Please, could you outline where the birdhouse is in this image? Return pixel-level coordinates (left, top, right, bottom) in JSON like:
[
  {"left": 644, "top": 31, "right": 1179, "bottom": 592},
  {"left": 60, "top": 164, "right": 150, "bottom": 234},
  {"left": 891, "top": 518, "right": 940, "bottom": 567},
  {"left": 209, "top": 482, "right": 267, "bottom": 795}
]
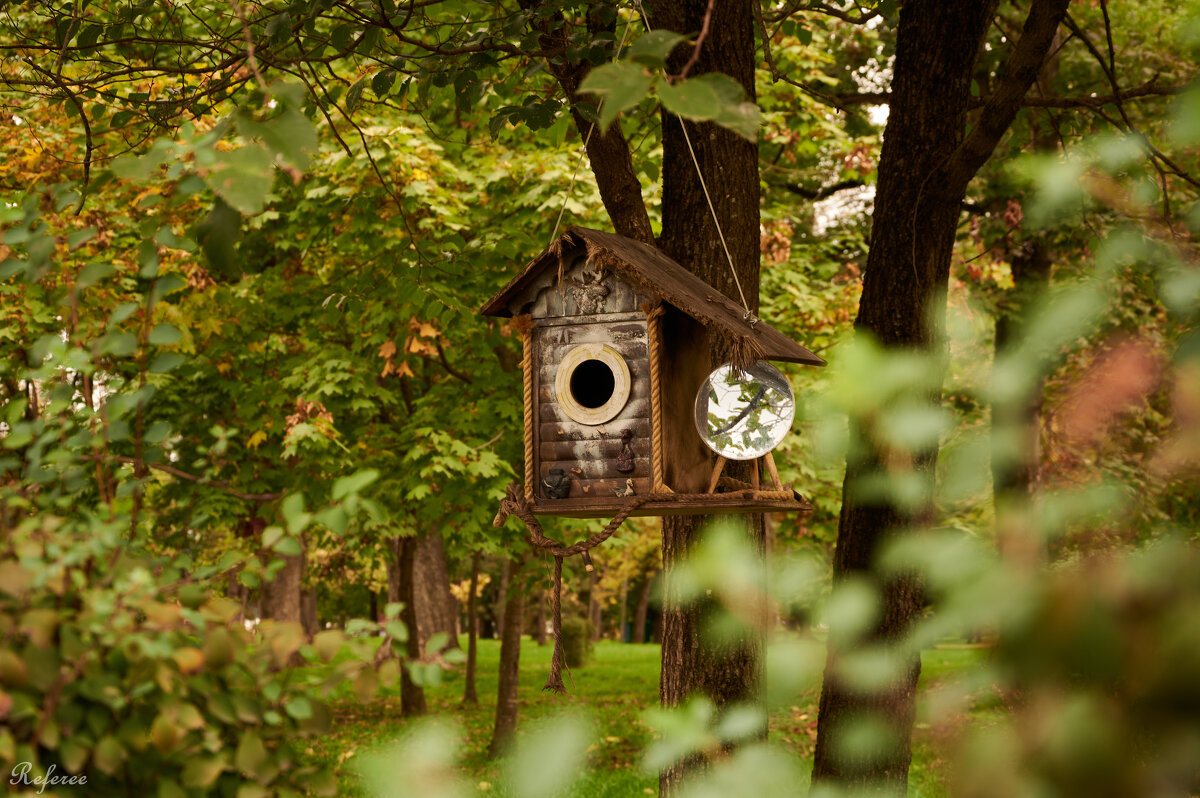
[{"left": 480, "top": 227, "right": 825, "bottom": 518}]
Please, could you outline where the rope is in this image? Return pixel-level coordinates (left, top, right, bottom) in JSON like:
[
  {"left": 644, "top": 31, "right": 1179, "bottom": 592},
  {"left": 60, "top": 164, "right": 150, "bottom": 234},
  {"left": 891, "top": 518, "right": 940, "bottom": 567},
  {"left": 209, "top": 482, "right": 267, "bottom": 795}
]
[
  {"left": 634, "top": 0, "right": 756, "bottom": 324},
  {"left": 644, "top": 303, "right": 670, "bottom": 493},
  {"left": 545, "top": 555, "right": 566, "bottom": 693},
  {"left": 517, "top": 316, "right": 535, "bottom": 503}
]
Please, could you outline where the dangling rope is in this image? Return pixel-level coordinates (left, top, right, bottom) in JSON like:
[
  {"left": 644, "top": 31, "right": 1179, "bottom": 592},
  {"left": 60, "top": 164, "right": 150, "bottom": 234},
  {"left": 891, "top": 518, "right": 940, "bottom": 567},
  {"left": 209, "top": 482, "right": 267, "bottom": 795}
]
[{"left": 494, "top": 482, "right": 655, "bottom": 693}]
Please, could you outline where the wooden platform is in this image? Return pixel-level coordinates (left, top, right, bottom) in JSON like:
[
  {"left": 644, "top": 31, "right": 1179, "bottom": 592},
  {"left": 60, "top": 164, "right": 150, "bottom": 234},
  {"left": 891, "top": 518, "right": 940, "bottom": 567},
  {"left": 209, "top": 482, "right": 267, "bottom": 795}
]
[{"left": 529, "top": 490, "right": 814, "bottom": 519}]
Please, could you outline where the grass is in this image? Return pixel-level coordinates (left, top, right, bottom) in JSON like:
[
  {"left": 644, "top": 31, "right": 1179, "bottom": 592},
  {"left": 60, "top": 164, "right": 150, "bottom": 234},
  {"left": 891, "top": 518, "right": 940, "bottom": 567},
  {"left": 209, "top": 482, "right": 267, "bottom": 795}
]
[{"left": 303, "top": 636, "right": 992, "bottom": 797}]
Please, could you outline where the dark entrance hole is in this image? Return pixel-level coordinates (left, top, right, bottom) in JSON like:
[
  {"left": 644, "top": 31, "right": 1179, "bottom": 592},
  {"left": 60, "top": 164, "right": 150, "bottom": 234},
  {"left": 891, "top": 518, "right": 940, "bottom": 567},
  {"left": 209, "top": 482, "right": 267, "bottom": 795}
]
[{"left": 570, "top": 359, "right": 615, "bottom": 409}]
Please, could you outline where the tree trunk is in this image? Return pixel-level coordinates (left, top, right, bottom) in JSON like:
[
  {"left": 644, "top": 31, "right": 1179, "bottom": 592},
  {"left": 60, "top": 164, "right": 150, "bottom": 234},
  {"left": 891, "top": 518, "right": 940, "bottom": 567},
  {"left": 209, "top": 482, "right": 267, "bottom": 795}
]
[
  {"left": 262, "top": 550, "right": 303, "bottom": 623},
  {"left": 463, "top": 551, "right": 481, "bottom": 706},
  {"left": 414, "top": 532, "right": 461, "bottom": 651},
  {"left": 618, "top": 579, "right": 628, "bottom": 642},
  {"left": 633, "top": 573, "right": 654, "bottom": 644},
  {"left": 811, "top": 0, "right": 1069, "bottom": 792},
  {"left": 396, "top": 536, "right": 427, "bottom": 717},
  {"left": 653, "top": 2, "right": 764, "bottom": 794},
  {"left": 588, "top": 568, "right": 602, "bottom": 641},
  {"left": 488, "top": 553, "right": 528, "bottom": 758},
  {"left": 301, "top": 588, "right": 319, "bottom": 637},
  {"left": 494, "top": 557, "right": 510, "bottom": 640}
]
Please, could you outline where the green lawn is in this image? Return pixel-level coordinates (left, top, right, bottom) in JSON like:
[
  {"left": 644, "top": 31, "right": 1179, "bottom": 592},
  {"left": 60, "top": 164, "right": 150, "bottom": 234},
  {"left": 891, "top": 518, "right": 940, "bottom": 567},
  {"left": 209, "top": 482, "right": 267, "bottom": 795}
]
[{"left": 304, "top": 637, "right": 991, "bottom": 797}]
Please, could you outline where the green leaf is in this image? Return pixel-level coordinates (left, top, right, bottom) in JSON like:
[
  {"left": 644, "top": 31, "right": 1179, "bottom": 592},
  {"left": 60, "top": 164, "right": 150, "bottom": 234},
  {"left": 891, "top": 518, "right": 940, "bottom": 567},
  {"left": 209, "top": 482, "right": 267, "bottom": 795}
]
[
  {"left": 67, "top": 227, "right": 97, "bottom": 250},
  {"left": 195, "top": 198, "right": 242, "bottom": 279},
  {"left": 235, "top": 730, "right": 269, "bottom": 778},
  {"left": 657, "top": 73, "right": 762, "bottom": 141},
  {"left": 332, "top": 468, "right": 379, "bottom": 500},
  {"left": 93, "top": 735, "right": 127, "bottom": 775},
  {"left": 626, "top": 30, "right": 685, "bottom": 68},
  {"left": 313, "top": 630, "right": 344, "bottom": 663},
  {"left": 149, "top": 353, "right": 186, "bottom": 374},
  {"left": 577, "top": 62, "right": 654, "bottom": 132},
  {"left": 148, "top": 323, "right": 181, "bottom": 346},
  {"left": 274, "top": 536, "right": 303, "bottom": 557},
  {"left": 183, "top": 756, "right": 227, "bottom": 788},
  {"left": 285, "top": 696, "right": 313, "bottom": 720},
  {"left": 77, "top": 262, "right": 115, "bottom": 289},
  {"left": 206, "top": 143, "right": 275, "bottom": 215},
  {"left": 506, "top": 715, "right": 591, "bottom": 798}
]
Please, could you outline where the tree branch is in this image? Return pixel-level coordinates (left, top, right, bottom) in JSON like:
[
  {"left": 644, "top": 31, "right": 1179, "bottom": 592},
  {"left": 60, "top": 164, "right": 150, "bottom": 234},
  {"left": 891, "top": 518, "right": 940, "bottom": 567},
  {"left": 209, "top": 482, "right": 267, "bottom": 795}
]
[
  {"left": 84, "top": 455, "right": 281, "bottom": 503},
  {"left": 940, "top": 0, "right": 1072, "bottom": 195}
]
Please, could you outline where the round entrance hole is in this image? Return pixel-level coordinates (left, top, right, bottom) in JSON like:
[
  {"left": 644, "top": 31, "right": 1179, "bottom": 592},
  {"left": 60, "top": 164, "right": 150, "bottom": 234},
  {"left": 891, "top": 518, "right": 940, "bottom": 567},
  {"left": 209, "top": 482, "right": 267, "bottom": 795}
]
[
  {"left": 569, "top": 359, "right": 615, "bottom": 408},
  {"left": 554, "top": 343, "right": 632, "bottom": 425}
]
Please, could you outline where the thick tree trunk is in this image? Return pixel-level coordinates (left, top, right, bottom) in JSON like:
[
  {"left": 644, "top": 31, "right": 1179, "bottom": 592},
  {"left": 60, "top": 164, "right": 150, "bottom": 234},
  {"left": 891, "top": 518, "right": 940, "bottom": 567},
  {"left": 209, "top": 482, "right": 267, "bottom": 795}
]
[
  {"left": 414, "top": 532, "right": 460, "bottom": 651},
  {"left": 463, "top": 551, "right": 481, "bottom": 706},
  {"left": 653, "top": 1, "right": 764, "bottom": 794},
  {"left": 301, "top": 588, "right": 319, "bottom": 637},
  {"left": 488, "top": 553, "right": 528, "bottom": 758},
  {"left": 262, "top": 550, "right": 303, "bottom": 624},
  {"left": 395, "top": 536, "right": 427, "bottom": 716},
  {"left": 633, "top": 573, "right": 654, "bottom": 644},
  {"left": 494, "top": 558, "right": 510, "bottom": 640},
  {"left": 811, "top": 0, "right": 1069, "bottom": 792}
]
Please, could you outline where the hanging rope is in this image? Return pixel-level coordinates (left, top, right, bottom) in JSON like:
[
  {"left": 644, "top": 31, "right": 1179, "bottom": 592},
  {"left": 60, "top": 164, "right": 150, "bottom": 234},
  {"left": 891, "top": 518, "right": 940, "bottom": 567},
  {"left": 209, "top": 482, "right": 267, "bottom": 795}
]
[
  {"left": 634, "top": 0, "right": 757, "bottom": 325},
  {"left": 494, "top": 482, "right": 655, "bottom": 693}
]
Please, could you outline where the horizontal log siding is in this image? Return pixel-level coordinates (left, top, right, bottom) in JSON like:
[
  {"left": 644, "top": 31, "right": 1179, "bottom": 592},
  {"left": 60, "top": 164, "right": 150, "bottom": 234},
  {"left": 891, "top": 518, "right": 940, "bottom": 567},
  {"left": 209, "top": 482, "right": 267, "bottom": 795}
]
[{"left": 535, "top": 318, "right": 653, "bottom": 508}]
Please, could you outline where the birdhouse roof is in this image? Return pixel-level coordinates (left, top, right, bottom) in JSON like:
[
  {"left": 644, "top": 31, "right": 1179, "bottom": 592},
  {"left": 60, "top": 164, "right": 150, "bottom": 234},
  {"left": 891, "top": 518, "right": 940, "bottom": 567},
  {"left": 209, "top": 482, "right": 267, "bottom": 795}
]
[{"left": 480, "top": 227, "right": 826, "bottom": 366}]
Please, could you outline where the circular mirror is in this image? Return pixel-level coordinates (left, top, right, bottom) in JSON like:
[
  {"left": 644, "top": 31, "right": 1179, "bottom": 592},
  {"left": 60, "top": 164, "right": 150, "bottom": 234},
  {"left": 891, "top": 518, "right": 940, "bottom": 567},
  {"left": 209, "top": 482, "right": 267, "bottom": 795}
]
[{"left": 694, "top": 361, "right": 795, "bottom": 460}]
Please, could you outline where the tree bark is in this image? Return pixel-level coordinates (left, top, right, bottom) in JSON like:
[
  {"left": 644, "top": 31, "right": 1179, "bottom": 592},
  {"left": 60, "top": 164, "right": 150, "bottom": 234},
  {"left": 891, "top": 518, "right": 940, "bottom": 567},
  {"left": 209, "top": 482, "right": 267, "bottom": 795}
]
[
  {"left": 618, "top": 579, "right": 628, "bottom": 642},
  {"left": 301, "top": 588, "right": 319, "bottom": 637},
  {"left": 488, "top": 553, "right": 528, "bottom": 758},
  {"left": 494, "top": 557, "right": 510, "bottom": 640},
  {"left": 261, "top": 550, "right": 303, "bottom": 624},
  {"left": 463, "top": 551, "right": 481, "bottom": 706},
  {"left": 811, "top": 0, "right": 1069, "bottom": 792},
  {"left": 395, "top": 536, "right": 427, "bottom": 717},
  {"left": 414, "top": 532, "right": 460, "bottom": 651},
  {"left": 653, "top": 1, "right": 765, "bottom": 794},
  {"left": 633, "top": 573, "right": 655, "bottom": 644}
]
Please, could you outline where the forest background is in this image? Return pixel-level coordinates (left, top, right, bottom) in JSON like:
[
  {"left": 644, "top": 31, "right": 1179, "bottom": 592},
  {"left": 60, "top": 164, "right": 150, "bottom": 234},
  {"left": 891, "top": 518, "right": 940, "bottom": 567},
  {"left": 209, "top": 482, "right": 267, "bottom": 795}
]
[{"left": 1, "top": 0, "right": 1199, "bottom": 796}]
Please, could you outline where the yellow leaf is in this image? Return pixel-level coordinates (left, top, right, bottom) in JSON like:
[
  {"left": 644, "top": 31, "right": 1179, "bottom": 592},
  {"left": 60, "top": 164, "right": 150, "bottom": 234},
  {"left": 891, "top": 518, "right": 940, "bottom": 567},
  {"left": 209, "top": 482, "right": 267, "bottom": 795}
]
[
  {"left": 412, "top": 168, "right": 429, "bottom": 181},
  {"left": 417, "top": 321, "right": 438, "bottom": 338},
  {"left": 396, "top": 361, "right": 415, "bottom": 378},
  {"left": 247, "top": 430, "right": 267, "bottom": 449},
  {"left": 379, "top": 340, "right": 397, "bottom": 359}
]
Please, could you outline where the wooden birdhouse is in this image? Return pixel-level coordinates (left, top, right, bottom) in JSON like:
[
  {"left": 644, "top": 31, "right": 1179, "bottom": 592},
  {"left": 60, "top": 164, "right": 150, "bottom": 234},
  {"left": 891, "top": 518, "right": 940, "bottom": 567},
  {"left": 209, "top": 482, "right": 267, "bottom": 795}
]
[{"left": 480, "top": 227, "right": 825, "bottom": 518}]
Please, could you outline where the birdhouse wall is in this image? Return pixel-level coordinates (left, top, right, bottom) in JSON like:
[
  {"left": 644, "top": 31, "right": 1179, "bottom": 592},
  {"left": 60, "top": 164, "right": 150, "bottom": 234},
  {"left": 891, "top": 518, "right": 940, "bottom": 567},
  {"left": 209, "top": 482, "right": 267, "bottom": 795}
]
[
  {"left": 657, "top": 307, "right": 714, "bottom": 493},
  {"left": 534, "top": 317, "right": 653, "bottom": 503}
]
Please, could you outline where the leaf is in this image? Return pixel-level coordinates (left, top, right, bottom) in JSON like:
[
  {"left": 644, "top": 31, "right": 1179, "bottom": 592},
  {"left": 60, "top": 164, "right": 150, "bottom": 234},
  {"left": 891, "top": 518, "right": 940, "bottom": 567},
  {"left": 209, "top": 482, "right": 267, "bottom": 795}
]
[
  {"left": 332, "top": 468, "right": 379, "bottom": 500},
  {"left": 285, "top": 696, "right": 313, "bottom": 720},
  {"left": 313, "top": 630, "right": 344, "bottom": 663},
  {"left": 506, "top": 715, "right": 591, "bottom": 798},
  {"left": 235, "top": 730, "right": 269, "bottom": 778},
  {"left": 93, "top": 735, "right": 127, "bottom": 775},
  {"left": 206, "top": 143, "right": 275, "bottom": 215},
  {"left": 76, "top": 262, "right": 115, "bottom": 289},
  {"left": 172, "top": 647, "right": 205, "bottom": 674},
  {"left": 379, "top": 340, "right": 397, "bottom": 359},
  {"left": 195, "top": 197, "right": 242, "bottom": 278},
  {"left": 657, "top": 73, "right": 762, "bottom": 141},
  {"left": 148, "top": 323, "right": 181, "bottom": 346},
  {"left": 182, "top": 755, "right": 227, "bottom": 788},
  {"left": 577, "top": 62, "right": 653, "bottom": 132},
  {"left": 626, "top": 30, "right": 685, "bottom": 68}
]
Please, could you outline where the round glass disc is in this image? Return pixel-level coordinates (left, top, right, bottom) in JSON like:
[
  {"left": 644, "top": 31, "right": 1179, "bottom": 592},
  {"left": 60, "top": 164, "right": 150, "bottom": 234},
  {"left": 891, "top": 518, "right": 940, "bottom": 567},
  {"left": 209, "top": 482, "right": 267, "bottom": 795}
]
[{"left": 693, "top": 361, "right": 795, "bottom": 460}]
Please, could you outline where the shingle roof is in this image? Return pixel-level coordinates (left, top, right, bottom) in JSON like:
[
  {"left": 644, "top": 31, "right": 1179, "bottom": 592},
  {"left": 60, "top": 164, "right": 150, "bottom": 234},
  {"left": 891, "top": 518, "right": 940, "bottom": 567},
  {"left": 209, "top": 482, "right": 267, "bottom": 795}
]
[{"left": 480, "top": 226, "right": 825, "bottom": 366}]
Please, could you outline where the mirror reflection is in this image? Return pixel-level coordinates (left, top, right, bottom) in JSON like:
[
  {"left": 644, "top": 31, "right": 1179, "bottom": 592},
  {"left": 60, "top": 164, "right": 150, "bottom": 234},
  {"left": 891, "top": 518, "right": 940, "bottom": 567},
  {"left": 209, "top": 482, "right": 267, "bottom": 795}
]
[{"left": 693, "top": 361, "right": 795, "bottom": 460}]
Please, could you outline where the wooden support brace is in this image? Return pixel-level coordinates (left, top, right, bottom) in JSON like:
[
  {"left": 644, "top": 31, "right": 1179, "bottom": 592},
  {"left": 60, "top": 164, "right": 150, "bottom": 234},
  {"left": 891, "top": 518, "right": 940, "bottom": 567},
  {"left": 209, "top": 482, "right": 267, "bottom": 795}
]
[
  {"left": 706, "top": 456, "right": 727, "bottom": 494},
  {"left": 751, "top": 457, "right": 761, "bottom": 491},
  {"left": 763, "top": 451, "right": 784, "bottom": 490}
]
